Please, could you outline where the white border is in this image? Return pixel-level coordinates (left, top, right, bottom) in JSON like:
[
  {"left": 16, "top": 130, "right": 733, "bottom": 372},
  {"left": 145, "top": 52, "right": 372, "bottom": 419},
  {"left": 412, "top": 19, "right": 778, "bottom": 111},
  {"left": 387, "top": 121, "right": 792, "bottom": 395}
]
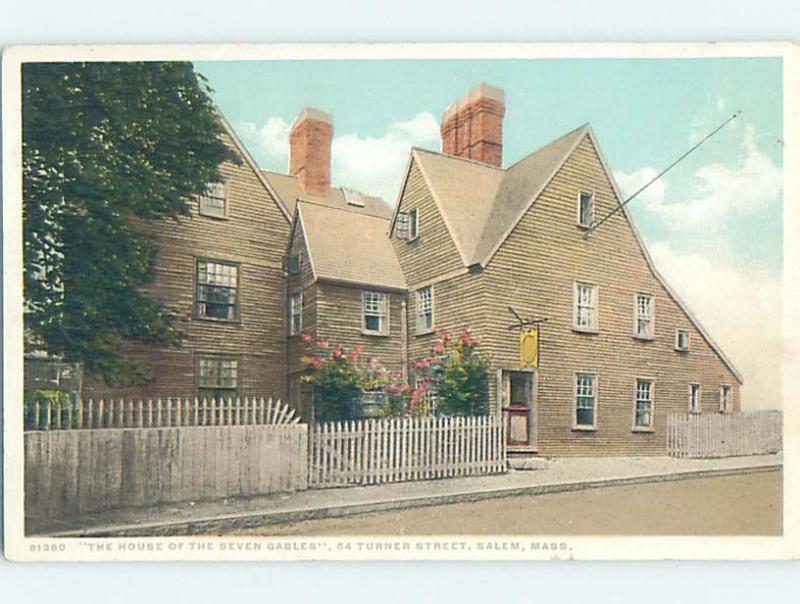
[{"left": 3, "top": 42, "right": 798, "bottom": 562}]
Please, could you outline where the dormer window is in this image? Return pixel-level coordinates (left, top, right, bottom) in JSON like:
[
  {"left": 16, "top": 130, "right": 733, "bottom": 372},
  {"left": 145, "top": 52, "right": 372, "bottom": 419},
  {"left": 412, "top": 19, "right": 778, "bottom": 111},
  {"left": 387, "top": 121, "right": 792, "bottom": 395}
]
[
  {"left": 578, "top": 191, "right": 594, "bottom": 228},
  {"left": 343, "top": 188, "right": 365, "bottom": 207},
  {"left": 199, "top": 182, "right": 227, "bottom": 218}
]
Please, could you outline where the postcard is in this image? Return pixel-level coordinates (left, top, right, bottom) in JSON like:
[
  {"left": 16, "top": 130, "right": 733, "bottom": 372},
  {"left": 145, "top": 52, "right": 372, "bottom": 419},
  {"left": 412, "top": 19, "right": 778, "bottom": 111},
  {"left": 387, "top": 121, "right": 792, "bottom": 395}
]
[{"left": 3, "top": 42, "right": 797, "bottom": 561}]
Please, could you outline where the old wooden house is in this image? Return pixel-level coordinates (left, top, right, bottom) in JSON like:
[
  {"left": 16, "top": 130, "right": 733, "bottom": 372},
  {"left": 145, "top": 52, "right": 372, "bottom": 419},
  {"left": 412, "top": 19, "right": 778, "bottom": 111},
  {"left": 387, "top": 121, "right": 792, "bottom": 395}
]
[{"left": 88, "top": 83, "right": 742, "bottom": 455}]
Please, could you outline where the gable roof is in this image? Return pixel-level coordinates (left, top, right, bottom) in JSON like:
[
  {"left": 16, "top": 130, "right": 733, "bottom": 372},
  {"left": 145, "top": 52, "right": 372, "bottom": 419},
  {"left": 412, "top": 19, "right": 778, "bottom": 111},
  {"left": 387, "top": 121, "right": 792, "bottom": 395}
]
[
  {"left": 407, "top": 124, "right": 589, "bottom": 266},
  {"left": 216, "top": 112, "right": 292, "bottom": 223},
  {"left": 297, "top": 200, "right": 407, "bottom": 292},
  {"left": 398, "top": 123, "right": 742, "bottom": 384},
  {"left": 263, "top": 170, "right": 392, "bottom": 219}
]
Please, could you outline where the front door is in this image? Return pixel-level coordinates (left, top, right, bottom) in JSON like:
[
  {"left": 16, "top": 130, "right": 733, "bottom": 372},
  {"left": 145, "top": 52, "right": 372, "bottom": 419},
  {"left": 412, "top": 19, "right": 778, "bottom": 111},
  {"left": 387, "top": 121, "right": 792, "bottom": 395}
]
[{"left": 500, "top": 370, "right": 536, "bottom": 450}]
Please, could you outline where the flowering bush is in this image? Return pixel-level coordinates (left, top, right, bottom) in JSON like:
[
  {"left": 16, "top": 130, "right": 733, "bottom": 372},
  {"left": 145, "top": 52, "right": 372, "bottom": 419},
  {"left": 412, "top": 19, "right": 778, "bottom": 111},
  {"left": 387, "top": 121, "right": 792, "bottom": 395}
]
[
  {"left": 300, "top": 327, "right": 488, "bottom": 421},
  {"left": 300, "top": 334, "right": 365, "bottom": 422},
  {"left": 414, "top": 328, "right": 489, "bottom": 417}
]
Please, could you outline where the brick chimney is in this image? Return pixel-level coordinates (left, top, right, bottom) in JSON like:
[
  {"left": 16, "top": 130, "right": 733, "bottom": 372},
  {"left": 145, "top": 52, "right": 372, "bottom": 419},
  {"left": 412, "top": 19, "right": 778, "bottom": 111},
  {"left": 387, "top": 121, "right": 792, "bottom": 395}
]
[
  {"left": 440, "top": 83, "right": 505, "bottom": 167},
  {"left": 289, "top": 107, "right": 333, "bottom": 195}
]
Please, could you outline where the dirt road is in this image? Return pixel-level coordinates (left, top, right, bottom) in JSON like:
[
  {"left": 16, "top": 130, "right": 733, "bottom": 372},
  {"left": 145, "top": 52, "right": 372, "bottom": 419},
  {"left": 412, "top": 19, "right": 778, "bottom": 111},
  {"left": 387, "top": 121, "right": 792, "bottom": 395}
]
[{"left": 228, "top": 470, "right": 781, "bottom": 537}]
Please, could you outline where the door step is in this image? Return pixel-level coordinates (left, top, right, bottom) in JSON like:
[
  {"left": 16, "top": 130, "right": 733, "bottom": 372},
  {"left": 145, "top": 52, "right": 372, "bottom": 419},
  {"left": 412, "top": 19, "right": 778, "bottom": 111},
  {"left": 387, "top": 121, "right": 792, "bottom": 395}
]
[{"left": 508, "top": 456, "right": 549, "bottom": 471}]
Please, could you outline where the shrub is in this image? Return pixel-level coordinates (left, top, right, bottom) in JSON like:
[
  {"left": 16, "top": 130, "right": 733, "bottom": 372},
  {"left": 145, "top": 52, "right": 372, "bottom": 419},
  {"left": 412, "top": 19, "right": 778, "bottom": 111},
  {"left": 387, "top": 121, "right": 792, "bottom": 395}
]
[
  {"left": 416, "top": 328, "right": 489, "bottom": 417},
  {"left": 300, "top": 335, "right": 365, "bottom": 422}
]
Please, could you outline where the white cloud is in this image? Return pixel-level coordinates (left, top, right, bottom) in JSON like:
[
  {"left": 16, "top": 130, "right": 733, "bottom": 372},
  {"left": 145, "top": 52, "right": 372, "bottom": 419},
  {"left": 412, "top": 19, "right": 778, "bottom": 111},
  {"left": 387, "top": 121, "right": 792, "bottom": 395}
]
[
  {"left": 614, "top": 123, "right": 782, "bottom": 233},
  {"left": 648, "top": 241, "right": 782, "bottom": 410},
  {"left": 237, "top": 112, "right": 440, "bottom": 204},
  {"left": 235, "top": 117, "right": 292, "bottom": 164},
  {"left": 332, "top": 112, "right": 440, "bottom": 203}
]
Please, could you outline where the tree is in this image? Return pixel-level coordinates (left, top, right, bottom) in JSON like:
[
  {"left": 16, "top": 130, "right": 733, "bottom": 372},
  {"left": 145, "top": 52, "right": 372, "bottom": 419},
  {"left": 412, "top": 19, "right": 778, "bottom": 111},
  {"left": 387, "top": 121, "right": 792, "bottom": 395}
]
[{"left": 22, "top": 62, "right": 237, "bottom": 384}]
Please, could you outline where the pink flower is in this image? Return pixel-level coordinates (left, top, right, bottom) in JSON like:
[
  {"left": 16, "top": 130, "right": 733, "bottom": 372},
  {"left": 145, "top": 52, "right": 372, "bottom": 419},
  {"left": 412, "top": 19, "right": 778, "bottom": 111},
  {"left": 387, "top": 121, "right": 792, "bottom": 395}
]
[
  {"left": 303, "top": 354, "right": 324, "bottom": 370},
  {"left": 369, "top": 357, "right": 382, "bottom": 372},
  {"left": 436, "top": 329, "right": 451, "bottom": 343},
  {"left": 331, "top": 345, "right": 343, "bottom": 360},
  {"left": 300, "top": 332, "right": 312, "bottom": 344},
  {"left": 430, "top": 342, "right": 445, "bottom": 354},
  {"left": 347, "top": 345, "right": 363, "bottom": 362}
]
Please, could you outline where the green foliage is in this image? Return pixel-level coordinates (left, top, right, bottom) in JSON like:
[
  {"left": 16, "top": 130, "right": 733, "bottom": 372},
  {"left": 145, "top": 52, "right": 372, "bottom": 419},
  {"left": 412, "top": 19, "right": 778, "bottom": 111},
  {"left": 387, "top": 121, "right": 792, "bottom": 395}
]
[
  {"left": 301, "top": 336, "right": 366, "bottom": 422},
  {"left": 425, "top": 328, "right": 489, "bottom": 416},
  {"left": 22, "top": 62, "right": 238, "bottom": 385}
]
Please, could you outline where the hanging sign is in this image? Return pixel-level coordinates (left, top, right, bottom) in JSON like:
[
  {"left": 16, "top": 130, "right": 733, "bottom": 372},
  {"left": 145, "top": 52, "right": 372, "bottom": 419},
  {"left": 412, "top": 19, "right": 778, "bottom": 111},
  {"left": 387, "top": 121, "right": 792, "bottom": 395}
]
[{"left": 519, "top": 328, "right": 539, "bottom": 368}]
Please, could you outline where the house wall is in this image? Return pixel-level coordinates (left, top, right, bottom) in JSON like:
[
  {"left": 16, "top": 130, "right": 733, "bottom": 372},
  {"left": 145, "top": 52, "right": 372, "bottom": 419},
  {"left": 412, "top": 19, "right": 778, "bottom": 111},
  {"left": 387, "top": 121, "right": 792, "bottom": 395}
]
[
  {"left": 84, "top": 131, "right": 290, "bottom": 402},
  {"left": 286, "top": 218, "right": 318, "bottom": 419},
  {"left": 481, "top": 133, "right": 741, "bottom": 455},
  {"left": 392, "top": 162, "right": 465, "bottom": 284},
  {"left": 316, "top": 282, "right": 406, "bottom": 374},
  {"left": 392, "top": 160, "right": 491, "bottom": 374}
]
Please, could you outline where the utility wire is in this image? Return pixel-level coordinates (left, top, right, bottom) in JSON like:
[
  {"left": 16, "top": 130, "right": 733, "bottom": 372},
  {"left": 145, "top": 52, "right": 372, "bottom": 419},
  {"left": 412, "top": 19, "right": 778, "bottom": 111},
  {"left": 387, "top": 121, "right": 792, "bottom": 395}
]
[{"left": 584, "top": 110, "right": 741, "bottom": 237}]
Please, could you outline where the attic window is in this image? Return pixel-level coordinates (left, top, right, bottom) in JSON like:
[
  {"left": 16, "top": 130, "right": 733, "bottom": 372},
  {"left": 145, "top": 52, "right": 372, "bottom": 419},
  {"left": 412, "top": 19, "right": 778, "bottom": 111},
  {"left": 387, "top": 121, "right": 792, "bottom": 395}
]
[
  {"left": 343, "top": 188, "right": 365, "bottom": 207},
  {"left": 199, "top": 182, "right": 227, "bottom": 218},
  {"left": 578, "top": 191, "right": 593, "bottom": 228},
  {"left": 675, "top": 329, "right": 690, "bottom": 351},
  {"left": 409, "top": 208, "right": 419, "bottom": 240}
]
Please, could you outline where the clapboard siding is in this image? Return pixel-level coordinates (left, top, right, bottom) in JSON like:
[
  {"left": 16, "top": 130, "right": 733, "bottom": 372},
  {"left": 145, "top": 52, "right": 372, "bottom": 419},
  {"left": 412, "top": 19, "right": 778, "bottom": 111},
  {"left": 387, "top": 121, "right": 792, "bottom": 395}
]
[
  {"left": 481, "top": 134, "right": 740, "bottom": 455},
  {"left": 405, "top": 270, "right": 489, "bottom": 370},
  {"left": 84, "top": 130, "right": 290, "bottom": 401},
  {"left": 287, "top": 218, "right": 318, "bottom": 377},
  {"left": 392, "top": 162, "right": 465, "bottom": 284},
  {"left": 316, "top": 283, "right": 405, "bottom": 374}
]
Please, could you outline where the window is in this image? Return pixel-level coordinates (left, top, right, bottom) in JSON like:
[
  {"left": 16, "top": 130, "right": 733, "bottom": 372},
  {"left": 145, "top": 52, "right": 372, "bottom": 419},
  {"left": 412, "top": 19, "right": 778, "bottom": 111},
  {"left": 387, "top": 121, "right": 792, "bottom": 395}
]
[
  {"left": 574, "top": 282, "right": 598, "bottom": 331},
  {"left": 634, "top": 378, "right": 654, "bottom": 429},
  {"left": 575, "top": 373, "right": 597, "bottom": 428},
  {"left": 720, "top": 384, "right": 732, "bottom": 413},
  {"left": 578, "top": 191, "right": 594, "bottom": 227},
  {"left": 689, "top": 384, "right": 701, "bottom": 414},
  {"left": 197, "top": 356, "right": 238, "bottom": 400},
  {"left": 363, "top": 291, "right": 388, "bottom": 335},
  {"left": 288, "top": 291, "right": 303, "bottom": 336},
  {"left": 196, "top": 259, "right": 238, "bottom": 321},
  {"left": 676, "top": 329, "right": 690, "bottom": 351},
  {"left": 409, "top": 208, "right": 419, "bottom": 240},
  {"left": 198, "top": 182, "right": 226, "bottom": 218},
  {"left": 415, "top": 286, "right": 433, "bottom": 334},
  {"left": 634, "top": 293, "right": 654, "bottom": 339}
]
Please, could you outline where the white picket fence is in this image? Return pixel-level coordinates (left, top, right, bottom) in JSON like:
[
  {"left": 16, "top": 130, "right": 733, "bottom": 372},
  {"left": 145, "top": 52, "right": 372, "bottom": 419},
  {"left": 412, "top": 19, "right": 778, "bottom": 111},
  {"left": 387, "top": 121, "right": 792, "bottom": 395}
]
[
  {"left": 24, "top": 396, "right": 299, "bottom": 431},
  {"left": 309, "top": 415, "right": 506, "bottom": 487},
  {"left": 667, "top": 411, "right": 782, "bottom": 458}
]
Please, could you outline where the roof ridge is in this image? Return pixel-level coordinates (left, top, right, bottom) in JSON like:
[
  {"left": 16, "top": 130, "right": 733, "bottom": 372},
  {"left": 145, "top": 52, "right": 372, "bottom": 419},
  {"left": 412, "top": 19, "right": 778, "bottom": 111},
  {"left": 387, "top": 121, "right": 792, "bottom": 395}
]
[
  {"left": 411, "top": 147, "right": 506, "bottom": 171},
  {"left": 297, "top": 198, "right": 391, "bottom": 221}
]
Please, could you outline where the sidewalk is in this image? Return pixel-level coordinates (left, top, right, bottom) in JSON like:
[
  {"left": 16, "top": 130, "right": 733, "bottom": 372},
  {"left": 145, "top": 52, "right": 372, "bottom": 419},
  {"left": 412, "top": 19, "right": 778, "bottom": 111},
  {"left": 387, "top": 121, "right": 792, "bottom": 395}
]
[{"left": 32, "top": 453, "right": 782, "bottom": 537}]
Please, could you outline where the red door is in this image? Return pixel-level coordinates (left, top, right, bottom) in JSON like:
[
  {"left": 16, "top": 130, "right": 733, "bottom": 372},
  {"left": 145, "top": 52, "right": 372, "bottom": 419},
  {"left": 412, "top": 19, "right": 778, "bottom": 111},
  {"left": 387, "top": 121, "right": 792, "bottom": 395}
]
[{"left": 500, "top": 370, "right": 535, "bottom": 449}]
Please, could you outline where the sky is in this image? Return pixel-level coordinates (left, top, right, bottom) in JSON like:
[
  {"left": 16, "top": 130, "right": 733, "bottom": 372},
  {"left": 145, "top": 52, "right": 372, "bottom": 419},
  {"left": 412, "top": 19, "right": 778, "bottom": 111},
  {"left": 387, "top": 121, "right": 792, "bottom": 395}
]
[{"left": 194, "top": 58, "right": 783, "bottom": 410}]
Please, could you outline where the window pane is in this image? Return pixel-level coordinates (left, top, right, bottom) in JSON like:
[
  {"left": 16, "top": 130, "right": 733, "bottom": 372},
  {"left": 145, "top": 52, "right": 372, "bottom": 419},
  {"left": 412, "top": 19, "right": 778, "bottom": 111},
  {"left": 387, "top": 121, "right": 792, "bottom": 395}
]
[
  {"left": 576, "top": 407, "right": 594, "bottom": 426},
  {"left": 365, "top": 315, "right": 381, "bottom": 331},
  {"left": 579, "top": 192, "right": 593, "bottom": 226}
]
